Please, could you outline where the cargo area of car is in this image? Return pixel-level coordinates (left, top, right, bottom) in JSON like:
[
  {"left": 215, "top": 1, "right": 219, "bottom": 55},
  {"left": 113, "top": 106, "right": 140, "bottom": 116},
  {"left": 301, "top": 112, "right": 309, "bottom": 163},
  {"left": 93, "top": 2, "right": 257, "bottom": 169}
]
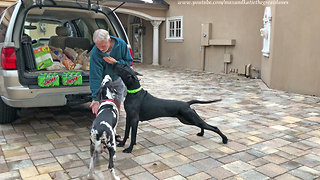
[{"left": 16, "top": 4, "right": 123, "bottom": 88}]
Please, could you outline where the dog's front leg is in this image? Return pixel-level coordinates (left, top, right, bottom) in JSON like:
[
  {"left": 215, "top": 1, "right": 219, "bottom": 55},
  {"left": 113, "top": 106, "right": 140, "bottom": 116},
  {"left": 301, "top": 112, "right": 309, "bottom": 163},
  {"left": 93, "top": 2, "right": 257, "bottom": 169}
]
[
  {"left": 108, "top": 147, "right": 119, "bottom": 180},
  {"left": 123, "top": 117, "right": 139, "bottom": 153},
  {"left": 117, "top": 116, "right": 131, "bottom": 147},
  {"left": 87, "top": 141, "right": 95, "bottom": 179}
]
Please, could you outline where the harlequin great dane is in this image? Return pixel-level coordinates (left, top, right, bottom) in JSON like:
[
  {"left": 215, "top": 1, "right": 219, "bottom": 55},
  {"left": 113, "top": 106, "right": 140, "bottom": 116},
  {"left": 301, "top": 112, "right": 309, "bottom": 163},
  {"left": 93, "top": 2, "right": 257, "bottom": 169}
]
[
  {"left": 87, "top": 75, "right": 119, "bottom": 180},
  {"left": 112, "top": 63, "right": 228, "bottom": 153}
]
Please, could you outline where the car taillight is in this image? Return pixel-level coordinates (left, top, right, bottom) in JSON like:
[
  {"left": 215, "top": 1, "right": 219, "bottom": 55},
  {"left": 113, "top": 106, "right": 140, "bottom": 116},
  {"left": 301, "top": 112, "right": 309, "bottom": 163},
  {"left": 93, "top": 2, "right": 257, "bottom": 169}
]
[
  {"left": 129, "top": 48, "right": 134, "bottom": 66},
  {"left": 129, "top": 48, "right": 133, "bottom": 58},
  {"left": 1, "top": 47, "right": 17, "bottom": 70}
]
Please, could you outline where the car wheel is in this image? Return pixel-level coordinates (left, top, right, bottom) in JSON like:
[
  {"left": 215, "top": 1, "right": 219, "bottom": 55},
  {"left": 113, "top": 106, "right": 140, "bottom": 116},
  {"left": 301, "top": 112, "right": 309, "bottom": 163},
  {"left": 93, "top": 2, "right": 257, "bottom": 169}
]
[{"left": 0, "top": 98, "right": 17, "bottom": 124}]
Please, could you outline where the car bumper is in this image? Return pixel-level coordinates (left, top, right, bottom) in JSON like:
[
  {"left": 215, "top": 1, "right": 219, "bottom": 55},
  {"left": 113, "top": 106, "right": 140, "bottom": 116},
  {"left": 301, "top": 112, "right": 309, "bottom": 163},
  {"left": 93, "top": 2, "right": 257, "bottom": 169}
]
[{"left": 1, "top": 88, "right": 91, "bottom": 108}]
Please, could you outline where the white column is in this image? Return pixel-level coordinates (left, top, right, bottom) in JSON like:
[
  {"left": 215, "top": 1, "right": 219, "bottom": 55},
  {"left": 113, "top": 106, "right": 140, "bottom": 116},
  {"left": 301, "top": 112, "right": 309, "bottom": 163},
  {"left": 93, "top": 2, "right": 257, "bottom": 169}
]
[{"left": 151, "top": 20, "right": 162, "bottom": 66}]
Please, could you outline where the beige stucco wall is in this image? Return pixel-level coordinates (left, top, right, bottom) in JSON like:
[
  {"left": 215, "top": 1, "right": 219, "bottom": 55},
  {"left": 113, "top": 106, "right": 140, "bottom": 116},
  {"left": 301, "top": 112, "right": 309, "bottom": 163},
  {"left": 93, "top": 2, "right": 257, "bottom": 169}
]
[
  {"left": 263, "top": 0, "right": 320, "bottom": 96},
  {"left": 160, "top": 0, "right": 264, "bottom": 74}
]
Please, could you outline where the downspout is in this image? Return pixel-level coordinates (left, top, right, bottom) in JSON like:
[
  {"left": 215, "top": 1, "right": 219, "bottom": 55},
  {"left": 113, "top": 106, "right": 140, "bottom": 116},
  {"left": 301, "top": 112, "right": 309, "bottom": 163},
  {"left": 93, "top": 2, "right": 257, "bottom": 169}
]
[{"left": 201, "top": 46, "right": 206, "bottom": 71}]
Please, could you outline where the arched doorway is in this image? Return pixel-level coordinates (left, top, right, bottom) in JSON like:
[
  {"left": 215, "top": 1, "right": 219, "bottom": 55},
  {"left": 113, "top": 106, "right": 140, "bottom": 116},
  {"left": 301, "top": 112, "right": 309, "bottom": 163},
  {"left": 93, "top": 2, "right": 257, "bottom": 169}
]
[{"left": 114, "top": 8, "right": 165, "bottom": 65}]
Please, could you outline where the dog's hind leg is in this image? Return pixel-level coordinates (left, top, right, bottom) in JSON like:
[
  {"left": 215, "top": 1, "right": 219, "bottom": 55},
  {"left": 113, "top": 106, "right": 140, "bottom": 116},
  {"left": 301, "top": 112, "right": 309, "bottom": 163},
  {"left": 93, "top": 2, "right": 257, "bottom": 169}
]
[
  {"left": 179, "top": 109, "right": 228, "bottom": 144},
  {"left": 107, "top": 146, "right": 119, "bottom": 180},
  {"left": 87, "top": 141, "right": 96, "bottom": 179},
  {"left": 197, "top": 128, "right": 204, "bottom": 136}
]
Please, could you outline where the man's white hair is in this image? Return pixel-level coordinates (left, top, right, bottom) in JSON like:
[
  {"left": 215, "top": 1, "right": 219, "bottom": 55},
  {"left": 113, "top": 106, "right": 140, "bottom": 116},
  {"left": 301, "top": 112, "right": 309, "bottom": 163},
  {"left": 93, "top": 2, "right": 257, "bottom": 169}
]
[{"left": 93, "top": 29, "right": 110, "bottom": 43}]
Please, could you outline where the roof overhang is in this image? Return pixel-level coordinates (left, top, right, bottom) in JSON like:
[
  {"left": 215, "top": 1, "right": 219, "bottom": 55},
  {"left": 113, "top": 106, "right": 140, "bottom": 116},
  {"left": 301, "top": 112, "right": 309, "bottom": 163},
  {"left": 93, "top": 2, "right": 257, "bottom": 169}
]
[{"left": 102, "top": 0, "right": 169, "bottom": 10}]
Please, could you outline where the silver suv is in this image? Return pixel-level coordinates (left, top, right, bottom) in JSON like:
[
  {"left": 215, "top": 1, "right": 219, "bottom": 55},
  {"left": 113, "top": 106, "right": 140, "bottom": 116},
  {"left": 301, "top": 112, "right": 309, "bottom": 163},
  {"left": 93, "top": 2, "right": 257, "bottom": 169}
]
[{"left": 0, "top": 0, "right": 131, "bottom": 123}]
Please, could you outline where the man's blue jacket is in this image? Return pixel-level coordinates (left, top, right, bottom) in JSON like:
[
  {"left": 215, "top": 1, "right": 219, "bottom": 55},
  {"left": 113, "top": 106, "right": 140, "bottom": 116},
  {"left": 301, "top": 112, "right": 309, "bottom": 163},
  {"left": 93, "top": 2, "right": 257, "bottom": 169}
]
[{"left": 90, "top": 36, "right": 133, "bottom": 100}]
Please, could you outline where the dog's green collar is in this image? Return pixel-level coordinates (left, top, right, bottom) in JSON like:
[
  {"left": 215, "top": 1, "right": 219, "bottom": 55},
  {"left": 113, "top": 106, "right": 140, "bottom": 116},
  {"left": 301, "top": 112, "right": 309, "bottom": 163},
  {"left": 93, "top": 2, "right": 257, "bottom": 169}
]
[{"left": 127, "top": 87, "right": 142, "bottom": 94}]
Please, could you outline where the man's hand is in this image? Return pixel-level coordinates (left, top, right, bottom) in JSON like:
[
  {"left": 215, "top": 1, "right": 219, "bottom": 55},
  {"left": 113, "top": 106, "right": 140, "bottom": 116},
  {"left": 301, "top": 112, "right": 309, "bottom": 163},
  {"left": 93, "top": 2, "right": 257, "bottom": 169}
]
[
  {"left": 103, "top": 56, "right": 117, "bottom": 64},
  {"left": 90, "top": 101, "right": 100, "bottom": 116}
]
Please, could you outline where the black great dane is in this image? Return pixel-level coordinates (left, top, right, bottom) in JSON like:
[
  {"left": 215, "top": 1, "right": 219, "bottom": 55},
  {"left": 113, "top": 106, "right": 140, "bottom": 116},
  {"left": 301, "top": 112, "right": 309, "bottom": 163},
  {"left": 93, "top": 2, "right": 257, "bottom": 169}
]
[{"left": 113, "top": 63, "right": 228, "bottom": 153}]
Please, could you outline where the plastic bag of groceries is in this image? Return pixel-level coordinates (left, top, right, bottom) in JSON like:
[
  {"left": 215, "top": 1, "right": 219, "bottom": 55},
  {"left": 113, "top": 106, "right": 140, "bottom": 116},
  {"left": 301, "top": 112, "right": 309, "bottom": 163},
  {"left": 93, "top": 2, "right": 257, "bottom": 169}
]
[
  {"left": 64, "top": 47, "right": 78, "bottom": 61},
  {"left": 62, "top": 56, "right": 75, "bottom": 70},
  {"left": 32, "top": 43, "right": 54, "bottom": 70},
  {"left": 49, "top": 46, "right": 64, "bottom": 62}
]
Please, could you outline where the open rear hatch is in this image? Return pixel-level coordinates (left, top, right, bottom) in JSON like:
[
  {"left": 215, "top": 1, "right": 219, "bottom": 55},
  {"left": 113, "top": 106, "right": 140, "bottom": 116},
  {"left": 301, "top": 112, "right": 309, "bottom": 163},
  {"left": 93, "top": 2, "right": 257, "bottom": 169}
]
[{"left": 14, "top": 0, "right": 129, "bottom": 88}]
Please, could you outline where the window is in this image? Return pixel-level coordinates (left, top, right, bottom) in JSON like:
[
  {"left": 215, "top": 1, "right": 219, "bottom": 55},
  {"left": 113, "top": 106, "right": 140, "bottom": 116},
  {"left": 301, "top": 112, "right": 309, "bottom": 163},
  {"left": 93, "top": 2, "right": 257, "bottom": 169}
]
[
  {"left": 166, "top": 16, "right": 183, "bottom": 42},
  {"left": 0, "top": 4, "right": 16, "bottom": 43},
  {"left": 24, "top": 21, "right": 61, "bottom": 39},
  {"left": 72, "top": 19, "right": 91, "bottom": 42}
]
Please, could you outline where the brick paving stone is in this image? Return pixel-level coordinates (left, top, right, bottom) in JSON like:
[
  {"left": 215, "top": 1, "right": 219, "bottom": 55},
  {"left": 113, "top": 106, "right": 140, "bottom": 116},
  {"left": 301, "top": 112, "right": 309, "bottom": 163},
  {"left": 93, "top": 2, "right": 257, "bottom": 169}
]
[
  {"left": 56, "top": 154, "right": 84, "bottom": 169},
  {"left": 293, "top": 154, "right": 320, "bottom": 167},
  {"left": 159, "top": 151, "right": 180, "bottom": 159},
  {"left": 187, "top": 172, "right": 211, "bottom": 180},
  {"left": 29, "top": 151, "right": 53, "bottom": 161},
  {"left": 173, "top": 164, "right": 200, "bottom": 177},
  {"left": 65, "top": 166, "right": 89, "bottom": 178},
  {"left": 142, "top": 161, "right": 170, "bottom": 173},
  {"left": 129, "top": 171, "right": 158, "bottom": 180},
  {"left": 238, "top": 170, "right": 269, "bottom": 180},
  {"left": 161, "top": 154, "right": 191, "bottom": 168},
  {"left": 191, "top": 158, "right": 222, "bottom": 171},
  {"left": 1, "top": 142, "right": 30, "bottom": 151},
  {"left": 149, "top": 145, "right": 172, "bottom": 154},
  {"left": 154, "top": 169, "right": 179, "bottom": 180},
  {"left": 25, "top": 143, "right": 54, "bottom": 154},
  {"left": 176, "top": 147, "right": 199, "bottom": 156},
  {"left": 0, "top": 163, "right": 9, "bottom": 173},
  {"left": 278, "top": 146, "right": 308, "bottom": 156},
  {"left": 6, "top": 154, "right": 30, "bottom": 163},
  {"left": 262, "top": 153, "right": 289, "bottom": 164},
  {"left": 0, "top": 171, "right": 20, "bottom": 180},
  {"left": 19, "top": 166, "right": 39, "bottom": 178},
  {"left": 188, "top": 152, "right": 209, "bottom": 161},
  {"left": 190, "top": 144, "right": 209, "bottom": 152},
  {"left": 3, "top": 148, "right": 27, "bottom": 158},
  {"left": 37, "top": 162, "right": 63, "bottom": 174},
  {"left": 206, "top": 167, "right": 234, "bottom": 179},
  {"left": 8, "top": 159, "right": 33, "bottom": 171},
  {"left": 164, "top": 175, "right": 186, "bottom": 180},
  {"left": 33, "top": 157, "right": 57, "bottom": 166},
  {"left": 115, "top": 158, "right": 139, "bottom": 171},
  {"left": 122, "top": 166, "right": 146, "bottom": 176},
  {"left": 256, "top": 163, "right": 288, "bottom": 178},
  {"left": 274, "top": 173, "right": 302, "bottom": 180},
  {"left": 51, "top": 146, "right": 79, "bottom": 156},
  {"left": 248, "top": 157, "right": 269, "bottom": 167},
  {"left": 231, "top": 152, "right": 257, "bottom": 162},
  {"left": 132, "top": 153, "right": 162, "bottom": 165},
  {"left": 222, "top": 160, "right": 254, "bottom": 174},
  {"left": 289, "top": 166, "right": 319, "bottom": 180},
  {"left": 24, "top": 174, "right": 52, "bottom": 180}
]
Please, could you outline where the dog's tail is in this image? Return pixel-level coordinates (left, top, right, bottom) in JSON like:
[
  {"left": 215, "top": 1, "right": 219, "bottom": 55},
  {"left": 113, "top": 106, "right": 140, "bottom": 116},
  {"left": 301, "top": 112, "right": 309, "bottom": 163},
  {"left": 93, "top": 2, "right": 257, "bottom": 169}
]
[{"left": 187, "top": 99, "right": 222, "bottom": 105}]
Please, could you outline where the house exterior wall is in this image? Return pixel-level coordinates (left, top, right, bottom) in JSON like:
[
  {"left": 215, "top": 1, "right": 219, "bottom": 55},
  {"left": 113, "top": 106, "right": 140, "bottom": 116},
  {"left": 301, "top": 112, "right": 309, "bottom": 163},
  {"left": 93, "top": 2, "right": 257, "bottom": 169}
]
[
  {"left": 264, "top": 0, "right": 320, "bottom": 96},
  {"left": 160, "top": 1, "right": 264, "bottom": 74}
]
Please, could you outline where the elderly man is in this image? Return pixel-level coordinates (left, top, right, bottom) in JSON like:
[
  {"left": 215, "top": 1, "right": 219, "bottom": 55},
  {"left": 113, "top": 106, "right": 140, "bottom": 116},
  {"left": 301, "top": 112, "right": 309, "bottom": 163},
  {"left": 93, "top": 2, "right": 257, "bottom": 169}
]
[{"left": 89, "top": 29, "right": 133, "bottom": 141}]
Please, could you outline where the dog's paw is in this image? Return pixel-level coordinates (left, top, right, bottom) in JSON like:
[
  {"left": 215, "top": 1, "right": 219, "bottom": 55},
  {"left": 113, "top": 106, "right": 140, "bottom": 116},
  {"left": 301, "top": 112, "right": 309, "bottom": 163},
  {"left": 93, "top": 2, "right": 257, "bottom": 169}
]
[
  {"left": 117, "top": 143, "right": 125, "bottom": 147},
  {"left": 87, "top": 173, "right": 93, "bottom": 180},
  {"left": 222, "top": 137, "right": 228, "bottom": 144},
  {"left": 123, "top": 147, "right": 133, "bottom": 153},
  {"left": 197, "top": 132, "right": 204, "bottom": 136}
]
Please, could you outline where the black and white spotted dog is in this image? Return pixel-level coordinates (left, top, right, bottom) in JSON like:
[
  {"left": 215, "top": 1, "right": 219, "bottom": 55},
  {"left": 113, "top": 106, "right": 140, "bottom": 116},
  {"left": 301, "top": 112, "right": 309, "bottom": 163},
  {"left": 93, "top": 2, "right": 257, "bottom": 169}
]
[{"left": 87, "top": 75, "right": 120, "bottom": 180}]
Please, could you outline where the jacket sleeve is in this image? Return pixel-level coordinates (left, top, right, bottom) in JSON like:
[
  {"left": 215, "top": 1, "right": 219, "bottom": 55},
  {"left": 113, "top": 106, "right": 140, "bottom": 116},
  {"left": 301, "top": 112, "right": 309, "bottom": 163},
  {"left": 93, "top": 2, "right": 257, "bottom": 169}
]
[
  {"left": 117, "top": 41, "right": 133, "bottom": 66},
  {"left": 89, "top": 52, "right": 104, "bottom": 101}
]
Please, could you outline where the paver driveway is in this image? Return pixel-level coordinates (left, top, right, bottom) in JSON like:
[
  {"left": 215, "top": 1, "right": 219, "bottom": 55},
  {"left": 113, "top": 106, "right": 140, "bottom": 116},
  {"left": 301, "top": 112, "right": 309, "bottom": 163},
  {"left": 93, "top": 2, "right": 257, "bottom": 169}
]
[{"left": 1, "top": 64, "right": 320, "bottom": 180}]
